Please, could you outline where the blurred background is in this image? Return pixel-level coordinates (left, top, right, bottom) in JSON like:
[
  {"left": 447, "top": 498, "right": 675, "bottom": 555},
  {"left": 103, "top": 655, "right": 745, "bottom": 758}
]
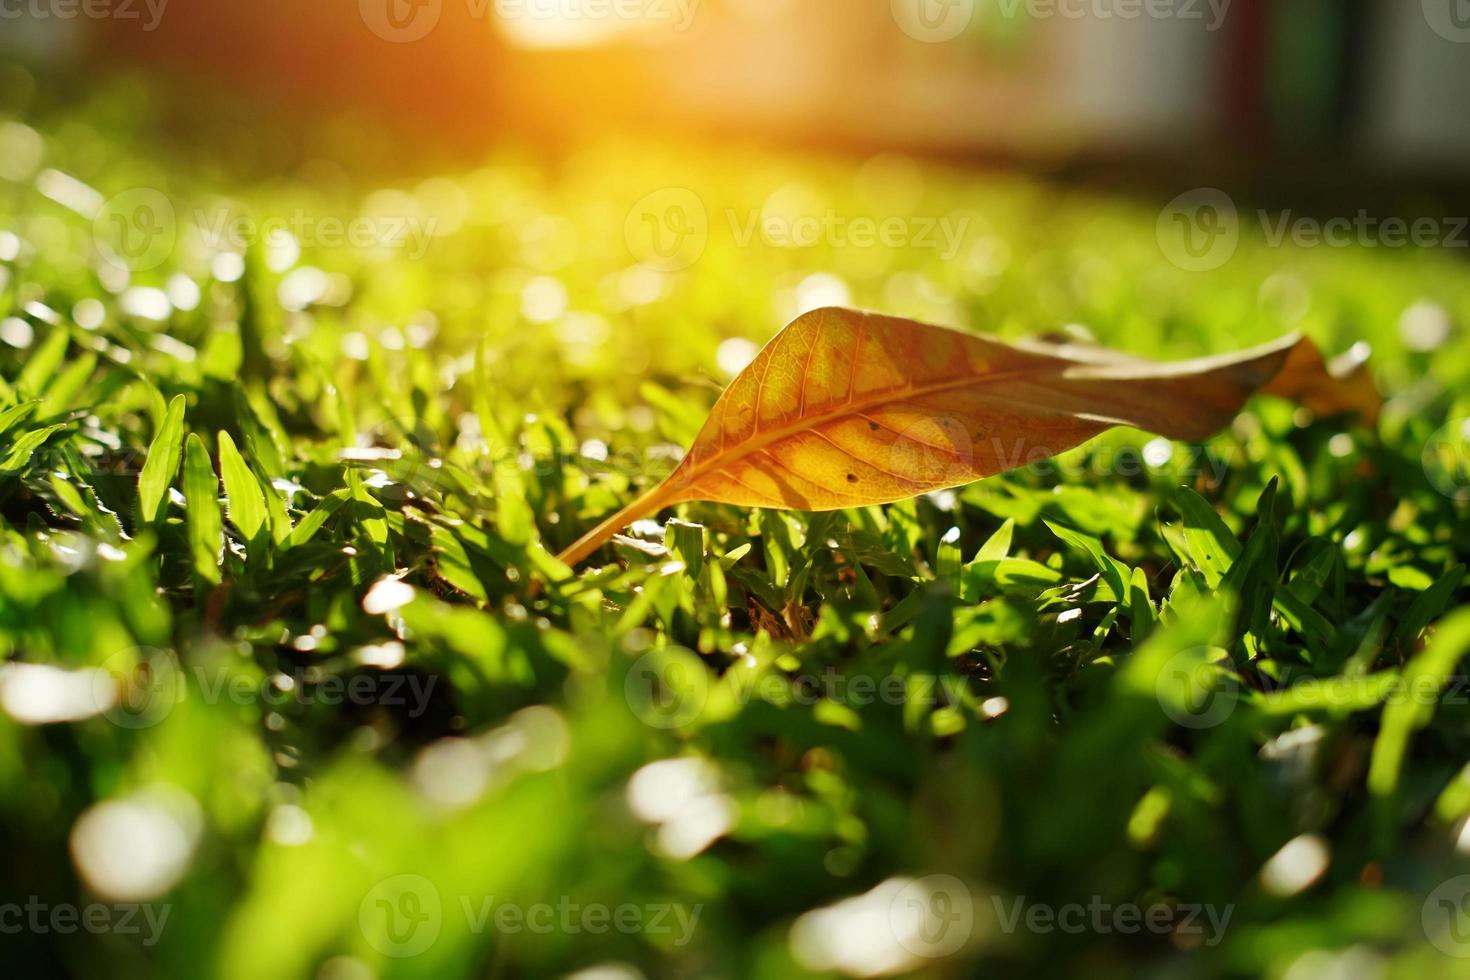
[{"left": 6, "top": 0, "right": 1470, "bottom": 189}]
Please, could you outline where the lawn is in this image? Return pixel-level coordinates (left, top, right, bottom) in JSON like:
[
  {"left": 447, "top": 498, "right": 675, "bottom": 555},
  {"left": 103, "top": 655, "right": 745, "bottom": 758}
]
[{"left": 3, "top": 79, "right": 1470, "bottom": 979}]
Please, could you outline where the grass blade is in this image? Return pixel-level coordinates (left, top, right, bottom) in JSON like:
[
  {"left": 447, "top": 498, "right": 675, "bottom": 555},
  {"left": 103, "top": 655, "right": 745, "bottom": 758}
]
[
  {"left": 137, "top": 394, "right": 186, "bottom": 525},
  {"left": 218, "top": 430, "right": 267, "bottom": 549},
  {"left": 182, "top": 433, "right": 223, "bottom": 585}
]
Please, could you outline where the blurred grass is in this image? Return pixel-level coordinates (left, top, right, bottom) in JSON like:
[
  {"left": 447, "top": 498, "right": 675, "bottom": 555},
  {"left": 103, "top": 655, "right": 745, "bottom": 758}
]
[{"left": 2, "top": 75, "right": 1470, "bottom": 979}]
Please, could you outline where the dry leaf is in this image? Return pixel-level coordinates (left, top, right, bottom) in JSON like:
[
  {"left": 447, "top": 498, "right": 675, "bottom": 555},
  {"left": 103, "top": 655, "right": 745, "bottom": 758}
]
[{"left": 558, "top": 308, "right": 1379, "bottom": 566}]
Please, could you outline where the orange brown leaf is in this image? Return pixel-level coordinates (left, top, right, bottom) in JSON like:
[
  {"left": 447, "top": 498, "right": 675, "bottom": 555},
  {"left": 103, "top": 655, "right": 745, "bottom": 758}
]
[{"left": 557, "top": 308, "right": 1379, "bottom": 566}]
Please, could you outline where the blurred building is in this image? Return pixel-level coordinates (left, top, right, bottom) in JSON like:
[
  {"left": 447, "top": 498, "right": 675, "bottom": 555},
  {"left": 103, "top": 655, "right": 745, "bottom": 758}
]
[{"left": 5, "top": 0, "right": 1469, "bottom": 179}]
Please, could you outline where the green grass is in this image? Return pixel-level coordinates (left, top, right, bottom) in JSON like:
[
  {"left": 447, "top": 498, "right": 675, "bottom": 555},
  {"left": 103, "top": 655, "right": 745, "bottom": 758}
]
[{"left": 3, "top": 80, "right": 1470, "bottom": 979}]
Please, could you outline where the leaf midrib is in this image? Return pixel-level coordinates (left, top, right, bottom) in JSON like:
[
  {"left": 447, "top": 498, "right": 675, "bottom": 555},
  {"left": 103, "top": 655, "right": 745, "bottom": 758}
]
[{"left": 667, "top": 362, "right": 1050, "bottom": 498}]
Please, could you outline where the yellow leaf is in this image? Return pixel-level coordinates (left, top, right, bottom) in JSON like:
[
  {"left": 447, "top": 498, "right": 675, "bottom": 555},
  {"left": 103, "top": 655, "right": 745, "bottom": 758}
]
[{"left": 558, "top": 308, "right": 1379, "bottom": 566}]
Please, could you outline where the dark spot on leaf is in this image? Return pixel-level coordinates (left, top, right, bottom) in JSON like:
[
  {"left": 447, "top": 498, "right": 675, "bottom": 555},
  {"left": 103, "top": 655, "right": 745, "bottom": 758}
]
[
  {"left": 846, "top": 473, "right": 858, "bottom": 483},
  {"left": 868, "top": 421, "right": 880, "bottom": 431}
]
